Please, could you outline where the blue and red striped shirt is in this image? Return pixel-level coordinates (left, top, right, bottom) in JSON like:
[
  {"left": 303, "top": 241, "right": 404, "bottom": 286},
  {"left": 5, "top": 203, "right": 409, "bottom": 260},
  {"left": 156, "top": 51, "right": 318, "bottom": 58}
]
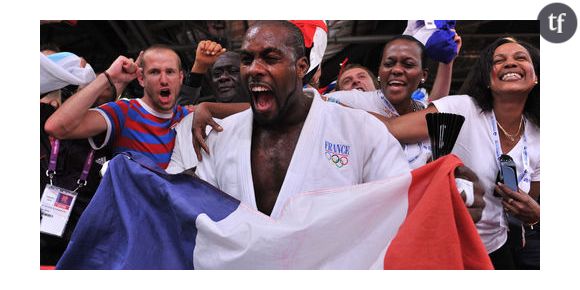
[{"left": 94, "top": 98, "right": 189, "bottom": 169}]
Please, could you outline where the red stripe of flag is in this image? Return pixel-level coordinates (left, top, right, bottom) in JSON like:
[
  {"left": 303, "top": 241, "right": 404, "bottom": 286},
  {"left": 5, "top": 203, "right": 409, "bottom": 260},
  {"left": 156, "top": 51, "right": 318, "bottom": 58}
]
[{"left": 383, "top": 154, "right": 493, "bottom": 269}]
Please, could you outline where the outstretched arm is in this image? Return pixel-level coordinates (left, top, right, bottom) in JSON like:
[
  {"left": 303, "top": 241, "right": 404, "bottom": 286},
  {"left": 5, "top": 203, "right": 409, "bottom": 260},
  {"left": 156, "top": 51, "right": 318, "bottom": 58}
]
[
  {"left": 380, "top": 105, "right": 438, "bottom": 143},
  {"left": 45, "top": 54, "right": 141, "bottom": 139}
]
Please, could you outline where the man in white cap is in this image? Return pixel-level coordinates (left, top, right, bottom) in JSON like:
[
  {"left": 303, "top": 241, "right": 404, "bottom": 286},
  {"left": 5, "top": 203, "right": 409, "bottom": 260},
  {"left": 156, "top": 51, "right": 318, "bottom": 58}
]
[{"left": 40, "top": 51, "right": 110, "bottom": 266}]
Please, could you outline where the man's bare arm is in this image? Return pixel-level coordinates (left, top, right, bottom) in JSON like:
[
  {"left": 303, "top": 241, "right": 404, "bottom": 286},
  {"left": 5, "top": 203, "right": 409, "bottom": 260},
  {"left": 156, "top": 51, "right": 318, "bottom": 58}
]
[
  {"left": 45, "top": 55, "right": 140, "bottom": 139},
  {"left": 44, "top": 75, "right": 110, "bottom": 139}
]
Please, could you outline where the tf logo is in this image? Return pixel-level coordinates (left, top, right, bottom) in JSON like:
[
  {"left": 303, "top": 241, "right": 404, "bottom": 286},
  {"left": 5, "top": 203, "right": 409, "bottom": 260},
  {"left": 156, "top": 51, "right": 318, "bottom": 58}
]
[
  {"left": 324, "top": 141, "right": 351, "bottom": 168},
  {"left": 539, "top": 3, "right": 577, "bottom": 43}
]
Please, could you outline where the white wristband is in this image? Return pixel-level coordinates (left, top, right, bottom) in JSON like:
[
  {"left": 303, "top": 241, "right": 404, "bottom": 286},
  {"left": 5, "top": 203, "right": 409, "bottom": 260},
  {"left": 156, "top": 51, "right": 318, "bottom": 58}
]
[{"left": 455, "top": 178, "right": 474, "bottom": 207}]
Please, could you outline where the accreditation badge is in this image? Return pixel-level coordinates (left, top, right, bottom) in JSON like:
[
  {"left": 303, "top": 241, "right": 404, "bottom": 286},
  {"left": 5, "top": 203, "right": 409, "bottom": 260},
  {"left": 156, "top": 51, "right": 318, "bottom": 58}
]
[{"left": 40, "top": 184, "right": 77, "bottom": 237}]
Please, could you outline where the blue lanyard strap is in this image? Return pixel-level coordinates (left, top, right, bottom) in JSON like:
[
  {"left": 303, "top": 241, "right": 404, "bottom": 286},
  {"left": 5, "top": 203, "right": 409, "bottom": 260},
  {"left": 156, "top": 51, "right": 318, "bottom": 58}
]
[{"left": 489, "top": 111, "right": 530, "bottom": 188}]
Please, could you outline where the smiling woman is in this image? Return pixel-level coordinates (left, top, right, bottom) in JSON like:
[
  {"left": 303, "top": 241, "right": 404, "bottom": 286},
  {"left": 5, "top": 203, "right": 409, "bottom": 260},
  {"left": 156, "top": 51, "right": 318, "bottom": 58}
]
[
  {"left": 325, "top": 34, "right": 448, "bottom": 169},
  {"left": 463, "top": 38, "right": 540, "bottom": 128},
  {"left": 378, "top": 35, "right": 429, "bottom": 116},
  {"left": 387, "top": 36, "right": 540, "bottom": 269}
]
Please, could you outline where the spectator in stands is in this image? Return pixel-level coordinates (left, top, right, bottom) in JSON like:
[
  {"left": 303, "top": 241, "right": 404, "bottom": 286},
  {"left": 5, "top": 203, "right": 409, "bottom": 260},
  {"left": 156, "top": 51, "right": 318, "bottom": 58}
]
[
  {"left": 386, "top": 37, "right": 540, "bottom": 269},
  {"left": 40, "top": 51, "right": 113, "bottom": 266},
  {"left": 326, "top": 34, "right": 461, "bottom": 168},
  {"left": 210, "top": 51, "right": 250, "bottom": 103},
  {"left": 45, "top": 45, "right": 190, "bottom": 169},
  {"left": 336, "top": 64, "right": 379, "bottom": 92},
  {"left": 333, "top": 30, "right": 459, "bottom": 102},
  {"left": 178, "top": 41, "right": 250, "bottom": 108}
]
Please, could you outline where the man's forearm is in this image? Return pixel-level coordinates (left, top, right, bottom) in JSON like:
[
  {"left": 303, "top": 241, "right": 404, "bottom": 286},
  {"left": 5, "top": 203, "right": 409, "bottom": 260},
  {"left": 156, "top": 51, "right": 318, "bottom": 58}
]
[{"left": 205, "top": 102, "right": 250, "bottom": 119}]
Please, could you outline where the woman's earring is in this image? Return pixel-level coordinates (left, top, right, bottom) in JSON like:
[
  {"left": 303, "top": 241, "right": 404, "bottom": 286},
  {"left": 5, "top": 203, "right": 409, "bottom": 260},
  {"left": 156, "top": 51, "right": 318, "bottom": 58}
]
[
  {"left": 420, "top": 78, "right": 425, "bottom": 84},
  {"left": 377, "top": 76, "right": 381, "bottom": 82},
  {"left": 534, "top": 80, "right": 538, "bottom": 84}
]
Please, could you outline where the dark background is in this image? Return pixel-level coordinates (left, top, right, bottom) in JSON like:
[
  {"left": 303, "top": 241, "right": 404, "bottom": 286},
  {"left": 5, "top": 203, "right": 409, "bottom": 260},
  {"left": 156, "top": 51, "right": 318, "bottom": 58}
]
[{"left": 41, "top": 20, "right": 539, "bottom": 99}]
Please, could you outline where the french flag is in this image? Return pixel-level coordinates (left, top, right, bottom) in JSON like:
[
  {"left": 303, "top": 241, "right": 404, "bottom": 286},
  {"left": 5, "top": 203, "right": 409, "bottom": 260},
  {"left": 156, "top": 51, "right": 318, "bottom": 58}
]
[{"left": 56, "top": 152, "right": 492, "bottom": 269}]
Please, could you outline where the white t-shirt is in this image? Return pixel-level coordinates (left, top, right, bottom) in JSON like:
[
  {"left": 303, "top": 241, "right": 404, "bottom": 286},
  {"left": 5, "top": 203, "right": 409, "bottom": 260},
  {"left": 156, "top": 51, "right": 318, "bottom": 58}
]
[
  {"left": 326, "top": 89, "right": 432, "bottom": 169},
  {"left": 196, "top": 89, "right": 411, "bottom": 218},
  {"left": 166, "top": 113, "right": 215, "bottom": 174},
  {"left": 433, "top": 95, "right": 540, "bottom": 253}
]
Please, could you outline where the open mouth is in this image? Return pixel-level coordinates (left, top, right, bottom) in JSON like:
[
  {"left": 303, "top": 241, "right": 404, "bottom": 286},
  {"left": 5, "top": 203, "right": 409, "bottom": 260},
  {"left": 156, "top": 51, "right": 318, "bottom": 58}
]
[
  {"left": 218, "top": 85, "right": 235, "bottom": 93},
  {"left": 159, "top": 89, "right": 172, "bottom": 104},
  {"left": 250, "top": 84, "right": 275, "bottom": 112},
  {"left": 160, "top": 89, "right": 171, "bottom": 97},
  {"left": 387, "top": 80, "right": 406, "bottom": 87},
  {"left": 499, "top": 72, "right": 523, "bottom": 81}
]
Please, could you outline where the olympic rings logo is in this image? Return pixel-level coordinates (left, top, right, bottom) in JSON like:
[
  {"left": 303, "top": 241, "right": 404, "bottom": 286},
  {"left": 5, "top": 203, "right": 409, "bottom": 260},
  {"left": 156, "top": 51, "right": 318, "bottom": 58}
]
[{"left": 325, "top": 151, "right": 349, "bottom": 168}]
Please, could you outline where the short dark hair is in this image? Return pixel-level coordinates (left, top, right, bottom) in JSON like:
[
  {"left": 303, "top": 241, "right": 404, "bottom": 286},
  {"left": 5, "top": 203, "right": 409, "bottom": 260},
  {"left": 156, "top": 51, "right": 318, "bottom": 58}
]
[
  {"left": 458, "top": 37, "right": 540, "bottom": 127},
  {"left": 140, "top": 44, "right": 182, "bottom": 70},
  {"left": 40, "top": 43, "right": 61, "bottom": 53},
  {"left": 249, "top": 21, "right": 306, "bottom": 60},
  {"left": 383, "top": 35, "right": 427, "bottom": 69},
  {"left": 336, "top": 64, "right": 379, "bottom": 91},
  {"left": 211, "top": 51, "right": 241, "bottom": 69}
]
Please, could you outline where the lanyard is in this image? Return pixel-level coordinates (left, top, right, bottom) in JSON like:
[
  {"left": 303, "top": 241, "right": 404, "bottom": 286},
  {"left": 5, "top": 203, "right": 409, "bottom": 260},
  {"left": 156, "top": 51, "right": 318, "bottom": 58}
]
[
  {"left": 379, "top": 90, "right": 429, "bottom": 164},
  {"left": 46, "top": 137, "right": 60, "bottom": 182},
  {"left": 46, "top": 139, "right": 96, "bottom": 192},
  {"left": 489, "top": 111, "right": 531, "bottom": 190},
  {"left": 377, "top": 90, "right": 400, "bottom": 118}
]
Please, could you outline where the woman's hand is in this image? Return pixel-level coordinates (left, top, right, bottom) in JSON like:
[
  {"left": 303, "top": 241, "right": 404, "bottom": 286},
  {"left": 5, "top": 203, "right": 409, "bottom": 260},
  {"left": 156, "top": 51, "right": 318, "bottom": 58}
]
[
  {"left": 495, "top": 182, "right": 540, "bottom": 225},
  {"left": 450, "top": 29, "right": 462, "bottom": 58}
]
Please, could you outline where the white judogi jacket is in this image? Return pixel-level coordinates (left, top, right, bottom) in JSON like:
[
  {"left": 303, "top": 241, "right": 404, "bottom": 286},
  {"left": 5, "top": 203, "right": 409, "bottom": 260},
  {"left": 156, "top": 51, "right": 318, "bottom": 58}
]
[{"left": 196, "top": 89, "right": 410, "bottom": 218}]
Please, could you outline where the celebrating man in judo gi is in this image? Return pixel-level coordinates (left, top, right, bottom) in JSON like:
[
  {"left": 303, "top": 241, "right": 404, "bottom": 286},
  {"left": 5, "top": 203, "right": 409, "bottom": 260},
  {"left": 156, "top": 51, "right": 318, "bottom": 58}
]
[
  {"left": 195, "top": 21, "right": 413, "bottom": 217},
  {"left": 56, "top": 21, "right": 489, "bottom": 270}
]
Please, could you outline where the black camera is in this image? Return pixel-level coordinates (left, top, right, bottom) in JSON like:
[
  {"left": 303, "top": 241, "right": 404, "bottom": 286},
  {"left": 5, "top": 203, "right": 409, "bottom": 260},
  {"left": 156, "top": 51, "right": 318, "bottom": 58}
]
[{"left": 495, "top": 154, "right": 518, "bottom": 197}]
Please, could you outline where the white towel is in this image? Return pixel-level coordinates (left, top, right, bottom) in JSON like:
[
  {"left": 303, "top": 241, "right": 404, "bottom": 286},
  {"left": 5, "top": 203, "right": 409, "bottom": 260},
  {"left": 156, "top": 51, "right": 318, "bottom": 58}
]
[{"left": 40, "top": 52, "right": 96, "bottom": 94}]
